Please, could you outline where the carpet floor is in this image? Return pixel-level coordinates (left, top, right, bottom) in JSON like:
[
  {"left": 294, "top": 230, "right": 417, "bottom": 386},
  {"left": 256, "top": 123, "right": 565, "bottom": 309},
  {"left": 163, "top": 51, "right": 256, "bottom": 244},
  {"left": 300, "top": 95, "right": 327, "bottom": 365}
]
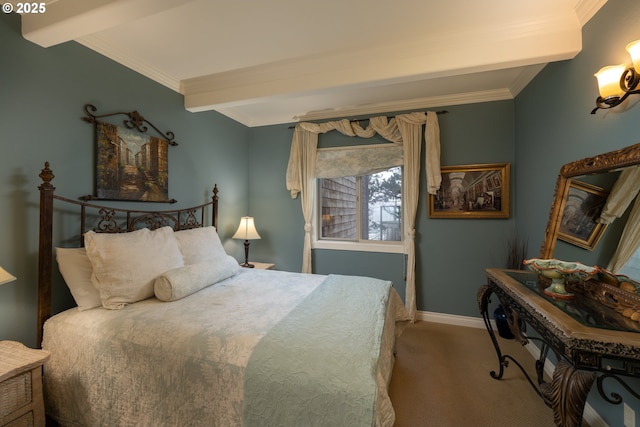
[{"left": 388, "top": 321, "right": 559, "bottom": 427}]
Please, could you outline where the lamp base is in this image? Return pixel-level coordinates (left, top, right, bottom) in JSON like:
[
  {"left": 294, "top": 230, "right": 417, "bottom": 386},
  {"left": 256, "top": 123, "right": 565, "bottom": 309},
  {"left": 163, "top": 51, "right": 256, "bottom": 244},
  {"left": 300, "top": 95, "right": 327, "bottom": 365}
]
[{"left": 240, "top": 262, "right": 255, "bottom": 268}]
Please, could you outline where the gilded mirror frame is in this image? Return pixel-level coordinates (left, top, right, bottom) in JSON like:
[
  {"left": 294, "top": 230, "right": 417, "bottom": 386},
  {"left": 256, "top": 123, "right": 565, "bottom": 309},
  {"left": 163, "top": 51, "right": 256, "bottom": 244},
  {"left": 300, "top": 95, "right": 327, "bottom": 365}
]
[{"left": 540, "top": 142, "right": 640, "bottom": 259}]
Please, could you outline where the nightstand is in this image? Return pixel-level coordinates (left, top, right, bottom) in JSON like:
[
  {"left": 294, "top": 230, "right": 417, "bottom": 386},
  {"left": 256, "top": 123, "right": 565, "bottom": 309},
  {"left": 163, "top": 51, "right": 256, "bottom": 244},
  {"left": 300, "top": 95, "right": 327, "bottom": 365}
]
[
  {"left": 0, "top": 341, "right": 50, "bottom": 427},
  {"left": 249, "top": 262, "right": 275, "bottom": 270}
]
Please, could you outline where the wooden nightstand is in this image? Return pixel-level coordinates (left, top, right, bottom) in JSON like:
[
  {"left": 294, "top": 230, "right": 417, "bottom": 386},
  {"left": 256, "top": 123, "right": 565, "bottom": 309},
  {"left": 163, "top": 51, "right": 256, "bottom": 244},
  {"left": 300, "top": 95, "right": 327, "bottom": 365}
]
[
  {"left": 0, "top": 341, "right": 50, "bottom": 427},
  {"left": 248, "top": 262, "right": 275, "bottom": 270}
]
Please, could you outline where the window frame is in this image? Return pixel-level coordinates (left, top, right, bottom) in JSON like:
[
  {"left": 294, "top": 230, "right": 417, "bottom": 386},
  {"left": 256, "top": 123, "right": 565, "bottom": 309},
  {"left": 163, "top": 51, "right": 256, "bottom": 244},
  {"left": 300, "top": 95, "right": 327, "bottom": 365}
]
[{"left": 312, "top": 170, "right": 404, "bottom": 254}]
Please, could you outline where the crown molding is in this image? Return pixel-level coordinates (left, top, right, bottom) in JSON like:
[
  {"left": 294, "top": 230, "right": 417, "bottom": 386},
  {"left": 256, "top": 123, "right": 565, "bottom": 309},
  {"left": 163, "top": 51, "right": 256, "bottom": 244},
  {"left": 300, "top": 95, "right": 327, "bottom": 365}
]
[
  {"left": 295, "top": 89, "right": 514, "bottom": 124},
  {"left": 575, "top": 0, "right": 608, "bottom": 26},
  {"left": 76, "top": 35, "right": 181, "bottom": 93}
]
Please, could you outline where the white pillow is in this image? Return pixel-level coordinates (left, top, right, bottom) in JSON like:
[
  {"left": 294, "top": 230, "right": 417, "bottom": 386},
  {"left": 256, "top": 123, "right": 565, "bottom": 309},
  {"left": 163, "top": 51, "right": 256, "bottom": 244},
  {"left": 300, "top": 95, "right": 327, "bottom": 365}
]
[
  {"left": 154, "top": 255, "right": 241, "bottom": 302},
  {"left": 55, "top": 247, "right": 102, "bottom": 311},
  {"left": 174, "top": 226, "right": 226, "bottom": 264},
  {"left": 84, "top": 226, "right": 184, "bottom": 309}
]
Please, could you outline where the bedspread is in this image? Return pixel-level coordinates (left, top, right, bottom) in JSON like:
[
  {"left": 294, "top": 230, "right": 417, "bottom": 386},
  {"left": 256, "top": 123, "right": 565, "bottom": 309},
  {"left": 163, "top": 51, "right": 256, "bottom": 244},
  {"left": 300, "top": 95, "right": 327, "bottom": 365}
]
[
  {"left": 244, "top": 275, "right": 392, "bottom": 426},
  {"left": 42, "top": 269, "right": 407, "bottom": 427}
]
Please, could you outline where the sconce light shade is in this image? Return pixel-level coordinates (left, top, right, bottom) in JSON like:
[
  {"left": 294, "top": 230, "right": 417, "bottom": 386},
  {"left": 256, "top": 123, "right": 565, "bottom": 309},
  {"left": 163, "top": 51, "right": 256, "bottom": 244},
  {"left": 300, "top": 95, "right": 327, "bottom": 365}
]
[
  {"left": 232, "top": 217, "right": 261, "bottom": 267},
  {"left": 0, "top": 266, "right": 17, "bottom": 286},
  {"left": 626, "top": 40, "right": 640, "bottom": 72},
  {"left": 594, "top": 65, "right": 627, "bottom": 98},
  {"left": 592, "top": 40, "right": 640, "bottom": 114}
]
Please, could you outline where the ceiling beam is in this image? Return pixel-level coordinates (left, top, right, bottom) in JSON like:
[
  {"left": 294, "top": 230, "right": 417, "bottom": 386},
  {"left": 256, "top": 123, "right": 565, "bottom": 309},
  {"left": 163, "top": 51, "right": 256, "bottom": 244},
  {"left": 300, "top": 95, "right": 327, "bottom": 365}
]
[{"left": 21, "top": 0, "right": 195, "bottom": 48}]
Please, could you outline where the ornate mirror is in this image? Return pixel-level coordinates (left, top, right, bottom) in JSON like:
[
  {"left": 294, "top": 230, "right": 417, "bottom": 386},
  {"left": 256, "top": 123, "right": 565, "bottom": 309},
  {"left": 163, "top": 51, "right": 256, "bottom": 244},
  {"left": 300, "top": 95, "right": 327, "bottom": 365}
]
[
  {"left": 539, "top": 143, "right": 640, "bottom": 312},
  {"left": 540, "top": 142, "right": 640, "bottom": 261}
]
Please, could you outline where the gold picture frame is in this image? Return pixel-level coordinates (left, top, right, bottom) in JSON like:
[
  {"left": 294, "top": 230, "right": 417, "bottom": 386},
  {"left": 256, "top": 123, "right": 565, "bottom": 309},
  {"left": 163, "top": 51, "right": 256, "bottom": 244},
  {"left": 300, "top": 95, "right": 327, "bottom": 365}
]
[
  {"left": 558, "top": 180, "right": 609, "bottom": 250},
  {"left": 428, "top": 163, "right": 510, "bottom": 219}
]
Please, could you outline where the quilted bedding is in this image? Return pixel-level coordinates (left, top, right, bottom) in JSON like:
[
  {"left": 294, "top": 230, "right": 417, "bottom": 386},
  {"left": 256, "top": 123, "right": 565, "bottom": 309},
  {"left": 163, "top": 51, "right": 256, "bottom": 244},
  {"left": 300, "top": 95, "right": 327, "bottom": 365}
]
[{"left": 42, "top": 269, "right": 408, "bottom": 427}]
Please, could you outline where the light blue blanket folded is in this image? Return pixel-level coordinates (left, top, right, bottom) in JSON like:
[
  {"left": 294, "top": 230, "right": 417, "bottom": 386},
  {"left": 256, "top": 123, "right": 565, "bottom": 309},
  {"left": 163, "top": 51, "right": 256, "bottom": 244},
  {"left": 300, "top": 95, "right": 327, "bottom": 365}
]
[{"left": 243, "top": 274, "right": 392, "bottom": 427}]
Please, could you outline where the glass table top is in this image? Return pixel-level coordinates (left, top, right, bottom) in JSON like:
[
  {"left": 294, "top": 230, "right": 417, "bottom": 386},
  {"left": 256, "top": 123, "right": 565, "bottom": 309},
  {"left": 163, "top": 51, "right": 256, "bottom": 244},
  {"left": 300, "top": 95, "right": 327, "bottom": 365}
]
[{"left": 504, "top": 270, "right": 640, "bottom": 334}]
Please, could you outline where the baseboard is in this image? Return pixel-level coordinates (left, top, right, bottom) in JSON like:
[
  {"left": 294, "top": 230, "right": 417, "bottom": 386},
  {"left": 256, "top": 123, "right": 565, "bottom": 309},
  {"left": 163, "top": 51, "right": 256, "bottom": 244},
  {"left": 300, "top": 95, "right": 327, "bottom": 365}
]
[
  {"left": 418, "top": 310, "right": 609, "bottom": 427},
  {"left": 417, "top": 310, "right": 487, "bottom": 328}
]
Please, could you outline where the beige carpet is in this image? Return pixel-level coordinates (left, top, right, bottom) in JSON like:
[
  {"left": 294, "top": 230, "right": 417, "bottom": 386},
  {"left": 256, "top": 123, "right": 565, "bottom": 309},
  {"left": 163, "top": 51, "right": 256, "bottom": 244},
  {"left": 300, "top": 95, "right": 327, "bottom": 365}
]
[{"left": 388, "top": 321, "right": 558, "bottom": 427}]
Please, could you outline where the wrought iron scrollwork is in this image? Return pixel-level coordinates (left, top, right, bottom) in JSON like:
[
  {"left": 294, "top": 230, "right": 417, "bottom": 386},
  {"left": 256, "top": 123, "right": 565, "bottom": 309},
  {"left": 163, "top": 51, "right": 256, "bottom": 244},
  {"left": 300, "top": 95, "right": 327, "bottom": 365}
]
[
  {"left": 597, "top": 372, "right": 640, "bottom": 405},
  {"left": 94, "top": 208, "right": 122, "bottom": 233},
  {"left": 82, "top": 104, "right": 177, "bottom": 145},
  {"left": 129, "top": 213, "right": 178, "bottom": 231}
]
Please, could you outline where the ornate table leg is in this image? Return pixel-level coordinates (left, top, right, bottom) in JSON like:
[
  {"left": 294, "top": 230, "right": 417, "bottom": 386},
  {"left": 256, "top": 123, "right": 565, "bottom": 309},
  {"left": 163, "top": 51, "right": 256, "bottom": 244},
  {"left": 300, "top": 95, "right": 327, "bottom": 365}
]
[
  {"left": 540, "top": 360, "right": 596, "bottom": 427},
  {"left": 477, "top": 285, "right": 508, "bottom": 379}
]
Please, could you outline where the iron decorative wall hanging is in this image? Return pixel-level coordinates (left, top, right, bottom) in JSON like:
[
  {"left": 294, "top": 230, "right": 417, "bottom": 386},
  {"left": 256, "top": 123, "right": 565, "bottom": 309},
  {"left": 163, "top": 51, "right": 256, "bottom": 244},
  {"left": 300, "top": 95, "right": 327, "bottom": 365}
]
[{"left": 82, "top": 104, "right": 177, "bottom": 203}]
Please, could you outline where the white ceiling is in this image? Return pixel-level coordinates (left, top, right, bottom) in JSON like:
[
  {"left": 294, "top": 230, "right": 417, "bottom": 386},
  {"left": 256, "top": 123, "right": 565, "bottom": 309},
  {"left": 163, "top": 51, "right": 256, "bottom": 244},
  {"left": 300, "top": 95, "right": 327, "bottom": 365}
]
[{"left": 22, "top": 0, "right": 607, "bottom": 127}]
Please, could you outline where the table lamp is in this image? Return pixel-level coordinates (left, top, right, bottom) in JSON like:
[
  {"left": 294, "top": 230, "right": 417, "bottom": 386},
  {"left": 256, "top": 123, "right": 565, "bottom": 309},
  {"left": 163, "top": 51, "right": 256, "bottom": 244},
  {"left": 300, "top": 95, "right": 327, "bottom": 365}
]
[
  {"left": 0, "top": 266, "right": 16, "bottom": 285},
  {"left": 232, "top": 216, "right": 261, "bottom": 267}
]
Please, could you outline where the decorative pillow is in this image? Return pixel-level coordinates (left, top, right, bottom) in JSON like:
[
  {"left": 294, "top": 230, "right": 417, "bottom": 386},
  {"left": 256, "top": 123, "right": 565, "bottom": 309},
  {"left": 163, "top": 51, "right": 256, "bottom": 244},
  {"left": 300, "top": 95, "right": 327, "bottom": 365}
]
[
  {"left": 55, "top": 247, "right": 102, "bottom": 311},
  {"left": 174, "top": 226, "right": 226, "bottom": 264},
  {"left": 84, "top": 226, "right": 184, "bottom": 309},
  {"left": 154, "top": 255, "right": 241, "bottom": 302}
]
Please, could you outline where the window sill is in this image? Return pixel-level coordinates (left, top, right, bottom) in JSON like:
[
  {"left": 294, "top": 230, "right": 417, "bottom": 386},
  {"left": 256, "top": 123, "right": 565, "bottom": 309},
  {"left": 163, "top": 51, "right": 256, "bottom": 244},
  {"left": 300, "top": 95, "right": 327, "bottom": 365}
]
[{"left": 312, "top": 239, "right": 404, "bottom": 254}]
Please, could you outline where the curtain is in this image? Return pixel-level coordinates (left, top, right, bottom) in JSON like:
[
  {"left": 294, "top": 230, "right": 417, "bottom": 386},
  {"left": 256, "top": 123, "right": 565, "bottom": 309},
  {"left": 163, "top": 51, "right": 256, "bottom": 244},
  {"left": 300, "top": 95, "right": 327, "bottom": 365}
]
[
  {"left": 316, "top": 143, "right": 403, "bottom": 178},
  {"left": 597, "top": 165, "right": 640, "bottom": 224},
  {"left": 285, "top": 127, "right": 318, "bottom": 274},
  {"left": 596, "top": 165, "right": 640, "bottom": 273},
  {"left": 608, "top": 195, "right": 640, "bottom": 272},
  {"left": 285, "top": 111, "right": 441, "bottom": 321}
]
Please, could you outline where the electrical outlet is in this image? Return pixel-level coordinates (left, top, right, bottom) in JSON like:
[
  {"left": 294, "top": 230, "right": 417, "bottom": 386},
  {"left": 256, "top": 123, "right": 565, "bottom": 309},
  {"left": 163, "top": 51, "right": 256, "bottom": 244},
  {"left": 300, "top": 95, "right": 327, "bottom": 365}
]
[{"left": 624, "top": 402, "right": 635, "bottom": 427}]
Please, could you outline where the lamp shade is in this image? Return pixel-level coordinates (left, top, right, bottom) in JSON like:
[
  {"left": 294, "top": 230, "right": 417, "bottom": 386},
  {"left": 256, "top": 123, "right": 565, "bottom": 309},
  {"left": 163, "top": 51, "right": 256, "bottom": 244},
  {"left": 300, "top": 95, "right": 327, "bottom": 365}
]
[
  {"left": 594, "top": 64, "right": 627, "bottom": 98},
  {"left": 0, "top": 266, "right": 16, "bottom": 286},
  {"left": 232, "top": 217, "right": 261, "bottom": 240},
  {"left": 626, "top": 40, "right": 640, "bottom": 72}
]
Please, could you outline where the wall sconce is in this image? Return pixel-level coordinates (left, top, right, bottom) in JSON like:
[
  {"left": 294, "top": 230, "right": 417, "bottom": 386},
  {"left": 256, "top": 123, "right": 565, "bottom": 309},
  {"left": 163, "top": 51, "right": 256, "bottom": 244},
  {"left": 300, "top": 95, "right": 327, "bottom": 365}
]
[
  {"left": 592, "top": 40, "right": 640, "bottom": 114},
  {"left": 0, "top": 266, "right": 17, "bottom": 286},
  {"left": 232, "top": 216, "right": 261, "bottom": 268}
]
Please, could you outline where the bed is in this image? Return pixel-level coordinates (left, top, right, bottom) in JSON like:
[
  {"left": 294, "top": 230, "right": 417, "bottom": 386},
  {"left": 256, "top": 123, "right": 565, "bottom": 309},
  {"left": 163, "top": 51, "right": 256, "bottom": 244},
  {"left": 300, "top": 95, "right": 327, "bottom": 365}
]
[{"left": 36, "top": 162, "right": 410, "bottom": 427}]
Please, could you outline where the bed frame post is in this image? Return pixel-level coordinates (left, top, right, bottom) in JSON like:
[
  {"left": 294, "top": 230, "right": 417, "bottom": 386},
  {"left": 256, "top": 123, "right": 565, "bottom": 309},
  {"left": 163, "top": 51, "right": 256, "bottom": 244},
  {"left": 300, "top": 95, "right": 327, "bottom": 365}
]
[{"left": 37, "top": 162, "right": 55, "bottom": 348}]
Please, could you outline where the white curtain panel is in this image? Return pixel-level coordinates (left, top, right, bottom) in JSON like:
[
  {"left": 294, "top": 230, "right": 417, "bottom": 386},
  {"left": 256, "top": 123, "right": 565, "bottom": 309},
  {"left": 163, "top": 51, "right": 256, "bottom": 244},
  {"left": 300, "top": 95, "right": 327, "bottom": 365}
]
[
  {"left": 598, "top": 165, "right": 640, "bottom": 224},
  {"left": 608, "top": 194, "right": 640, "bottom": 272}
]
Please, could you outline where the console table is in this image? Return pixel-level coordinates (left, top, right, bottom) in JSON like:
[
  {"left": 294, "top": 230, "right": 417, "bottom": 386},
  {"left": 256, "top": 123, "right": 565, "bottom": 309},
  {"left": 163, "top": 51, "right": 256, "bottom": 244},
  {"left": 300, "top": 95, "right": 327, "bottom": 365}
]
[{"left": 478, "top": 268, "right": 640, "bottom": 427}]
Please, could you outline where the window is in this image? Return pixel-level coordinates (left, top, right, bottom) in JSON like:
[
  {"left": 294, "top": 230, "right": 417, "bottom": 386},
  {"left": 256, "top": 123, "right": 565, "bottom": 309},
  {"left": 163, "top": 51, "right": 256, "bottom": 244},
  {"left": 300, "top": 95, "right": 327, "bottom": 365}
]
[{"left": 315, "top": 166, "right": 403, "bottom": 252}]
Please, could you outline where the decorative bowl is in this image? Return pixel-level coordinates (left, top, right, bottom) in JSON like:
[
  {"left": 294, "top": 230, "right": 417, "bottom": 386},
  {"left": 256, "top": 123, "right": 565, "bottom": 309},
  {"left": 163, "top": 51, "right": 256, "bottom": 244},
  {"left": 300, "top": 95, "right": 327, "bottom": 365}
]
[{"left": 523, "top": 258, "right": 597, "bottom": 299}]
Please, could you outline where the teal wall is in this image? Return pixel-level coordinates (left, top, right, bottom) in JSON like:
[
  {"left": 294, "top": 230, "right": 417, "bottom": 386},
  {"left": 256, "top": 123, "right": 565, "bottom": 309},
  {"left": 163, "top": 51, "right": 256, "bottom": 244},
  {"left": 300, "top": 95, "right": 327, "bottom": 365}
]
[
  {"left": 515, "top": 0, "right": 640, "bottom": 425},
  {"left": 0, "top": 13, "right": 250, "bottom": 347},
  {"left": 249, "top": 101, "right": 516, "bottom": 317}
]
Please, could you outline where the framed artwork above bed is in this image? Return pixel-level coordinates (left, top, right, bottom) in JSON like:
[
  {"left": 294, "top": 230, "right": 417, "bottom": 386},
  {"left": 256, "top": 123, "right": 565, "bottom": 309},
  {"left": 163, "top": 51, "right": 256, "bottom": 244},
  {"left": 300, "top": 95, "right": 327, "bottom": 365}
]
[{"left": 82, "top": 104, "right": 178, "bottom": 203}]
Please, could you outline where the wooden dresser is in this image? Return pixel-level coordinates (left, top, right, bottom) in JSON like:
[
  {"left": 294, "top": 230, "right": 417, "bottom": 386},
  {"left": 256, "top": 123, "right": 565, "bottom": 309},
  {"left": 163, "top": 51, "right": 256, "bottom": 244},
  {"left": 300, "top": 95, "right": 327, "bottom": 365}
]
[{"left": 0, "top": 341, "right": 50, "bottom": 427}]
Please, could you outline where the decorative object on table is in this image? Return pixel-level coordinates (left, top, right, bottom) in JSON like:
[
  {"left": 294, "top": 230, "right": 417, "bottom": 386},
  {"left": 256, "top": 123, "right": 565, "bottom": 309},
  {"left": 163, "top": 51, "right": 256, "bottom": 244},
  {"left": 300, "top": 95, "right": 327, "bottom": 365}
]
[
  {"left": 595, "top": 267, "right": 640, "bottom": 322},
  {"left": 0, "top": 266, "right": 16, "bottom": 285},
  {"left": 558, "top": 180, "right": 609, "bottom": 250},
  {"left": 523, "top": 258, "right": 597, "bottom": 299},
  {"left": 428, "top": 163, "right": 510, "bottom": 219},
  {"left": 505, "top": 231, "right": 528, "bottom": 270},
  {"left": 82, "top": 104, "right": 177, "bottom": 203},
  {"left": 232, "top": 216, "right": 261, "bottom": 268},
  {"left": 493, "top": 305, "right": 514, "bottom": 339}
]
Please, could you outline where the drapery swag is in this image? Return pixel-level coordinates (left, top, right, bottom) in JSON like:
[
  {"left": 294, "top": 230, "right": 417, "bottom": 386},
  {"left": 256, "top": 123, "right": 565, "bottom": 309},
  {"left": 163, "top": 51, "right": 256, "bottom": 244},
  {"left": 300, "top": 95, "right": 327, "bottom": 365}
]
[{"left": 285, "top": 112, "right": 441, "bottom": 321}]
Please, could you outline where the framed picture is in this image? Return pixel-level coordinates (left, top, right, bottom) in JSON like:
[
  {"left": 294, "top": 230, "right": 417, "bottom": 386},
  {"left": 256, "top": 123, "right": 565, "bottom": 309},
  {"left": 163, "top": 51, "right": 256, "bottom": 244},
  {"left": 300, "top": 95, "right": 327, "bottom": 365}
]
[
  {"left": 94, "top": 121, "right": 171, "bottom": 202},
  {"left": 82, "top": 104, "right": 177, "bottom": 203},
  {"left": 558, "top": 180, "right": 609, "bottom": 250},
  {"left": 428, "top": 163, "right": 510, "bottom": 218}
]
